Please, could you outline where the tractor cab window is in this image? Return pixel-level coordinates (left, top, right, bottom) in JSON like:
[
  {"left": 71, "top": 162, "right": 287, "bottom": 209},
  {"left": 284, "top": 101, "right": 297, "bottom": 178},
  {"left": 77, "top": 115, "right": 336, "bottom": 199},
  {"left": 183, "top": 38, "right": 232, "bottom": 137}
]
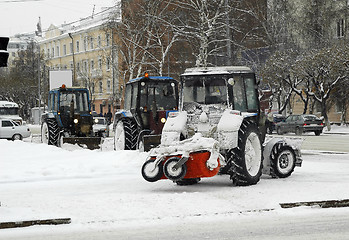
[
  {"left": 140, "top": 81, "right": 177, "bottom": 111},
  {"left": 0, "top": 107, "right": 18, "bottom": 115},
  {"left": 59, "top": 91, "right": 89, "bottom": 113},
  {"left": 182, "top": 76, "right": 227, "bottom": 105},
  {"left": 48, "top": 93, "right": 58, "bottom": 112},
  {"left": 124, "top": 84, "right": 132, "bottom": 110},
  {"left": 228, "top": 74, "right": 258, "bottom": 112}
]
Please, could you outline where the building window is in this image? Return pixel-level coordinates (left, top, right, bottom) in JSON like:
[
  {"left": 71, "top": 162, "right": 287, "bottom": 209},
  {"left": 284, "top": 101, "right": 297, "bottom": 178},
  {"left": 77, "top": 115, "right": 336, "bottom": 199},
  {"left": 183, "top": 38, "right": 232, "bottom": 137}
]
[
  {"left": 98, "top": 58, "right": 102, "bottom": 69},
  {"left": 70, "top": 42, "right": 73, "bottom": 53},
  {"left": 77, "top": 62, "right": 80, "bottom": 72},
  {"left": 99, "top": 81, "right": 103, "bottom": 93},
  {"left": 90, "top": 37, "right": 94, "bottom": 49},
  {"left": 91, "top": 60, "right": 94, "bottom": 70},
  {"left": 107, "top": 79, "right": 111, "bottom": 92},
  {"left": 51, "top": 47, "right": 54, "bottom": 57},
  {"left": 63, "top": 44, "right": 67, "bottom": 55},
  {"left": 337, "top": 19, "right": 345, "bottom": 38},
  {"left": 47, "top": 48, "right": 50, "bottom": 58},
  {"left": 76, "top": 41, "right": 80, "bottom": 52},
  {"left": 106, "top": 57, "right": 110, "bottom": 70},
  {"left": 335, "top": 100, "right": 343, "bottom": 113},
  {"left": 97, "top": 35, "right": 101, "bottom": 48},
  {"left": 56, "top": 46, "right": 59, "bottom": 57},
  {"left": 70, "top": 62, "right": 73, "bottom": 70},
  {"left": 106, "top": 33, "right": 110, "bottom": 46},
  {"left": 83, "top": 61, "right": 88, "bottom": 73},
  {"left": 84, "top": 37, "right": 88, "bottom": 51}
]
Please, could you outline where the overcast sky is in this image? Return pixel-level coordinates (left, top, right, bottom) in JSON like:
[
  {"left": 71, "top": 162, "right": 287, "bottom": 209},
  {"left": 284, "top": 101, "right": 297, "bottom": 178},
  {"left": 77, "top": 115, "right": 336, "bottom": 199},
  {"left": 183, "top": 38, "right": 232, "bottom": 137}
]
[{"left": 0, "top": 0, "right": 116, "bottom": 37}]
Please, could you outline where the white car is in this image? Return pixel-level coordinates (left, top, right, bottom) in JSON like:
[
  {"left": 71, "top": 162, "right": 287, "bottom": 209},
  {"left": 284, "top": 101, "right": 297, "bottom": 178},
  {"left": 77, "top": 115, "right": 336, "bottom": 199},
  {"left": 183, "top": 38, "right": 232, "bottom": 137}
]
[
  {"left": 93, "top": 117, "right": 109, "bottom": 137},
  {"left": 0, "top": 119, "right": 31, "bottom": 140}
]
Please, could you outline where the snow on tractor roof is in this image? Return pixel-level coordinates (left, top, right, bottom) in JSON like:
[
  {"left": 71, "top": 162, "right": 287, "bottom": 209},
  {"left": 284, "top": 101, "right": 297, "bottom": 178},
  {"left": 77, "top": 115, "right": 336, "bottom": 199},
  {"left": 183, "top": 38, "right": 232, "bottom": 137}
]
[
  {"left": 0, "top": 101, "right": 19, "bottom": 108},
  {"left": 128, "top": 76, "right": 175, "bottom": 83},
  {"left": 182, "top": 66, "right": 253, "bottom": 76}
]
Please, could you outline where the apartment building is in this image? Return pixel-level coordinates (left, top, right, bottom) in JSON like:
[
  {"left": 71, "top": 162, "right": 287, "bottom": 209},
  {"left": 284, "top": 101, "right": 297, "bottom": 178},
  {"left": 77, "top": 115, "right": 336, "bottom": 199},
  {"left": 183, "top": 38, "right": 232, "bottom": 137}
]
[{"left": 39, "top": 7, "right": 121, "bottom": 116}]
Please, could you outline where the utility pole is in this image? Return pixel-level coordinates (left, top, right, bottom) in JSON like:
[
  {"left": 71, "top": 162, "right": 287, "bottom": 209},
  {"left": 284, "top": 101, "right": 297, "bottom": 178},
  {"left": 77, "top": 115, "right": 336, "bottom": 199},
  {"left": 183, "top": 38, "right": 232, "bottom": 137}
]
[{"left": 68, "top": 33, "right": 76, "bottom": 85}]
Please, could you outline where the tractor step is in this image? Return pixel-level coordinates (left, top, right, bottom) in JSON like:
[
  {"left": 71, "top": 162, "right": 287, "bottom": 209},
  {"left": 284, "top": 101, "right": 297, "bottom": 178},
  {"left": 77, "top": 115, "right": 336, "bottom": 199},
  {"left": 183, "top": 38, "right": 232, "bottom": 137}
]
[{"left": 63, "top": 136, "right": 101, "bottom": 150}]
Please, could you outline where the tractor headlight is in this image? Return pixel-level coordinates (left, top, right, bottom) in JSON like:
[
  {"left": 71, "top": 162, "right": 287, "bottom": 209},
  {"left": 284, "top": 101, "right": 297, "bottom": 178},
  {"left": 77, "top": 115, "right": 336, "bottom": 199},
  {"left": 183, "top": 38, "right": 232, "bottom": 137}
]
[
  {"left": 74, "top": 118, "right": 79, "bottom": 124},
  {"left": 94, "top": 118, "right": 99, "bottom": 124},
  {"left": 161, "top": 117, "right": 166, "bottom": 123}
]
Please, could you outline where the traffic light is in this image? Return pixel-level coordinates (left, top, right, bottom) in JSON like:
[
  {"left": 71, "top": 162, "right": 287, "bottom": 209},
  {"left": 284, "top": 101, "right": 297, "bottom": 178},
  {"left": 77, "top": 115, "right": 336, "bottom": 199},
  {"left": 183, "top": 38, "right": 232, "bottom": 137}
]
[{"left": 0, "top": 37, "right": 9, "bottom": 67}]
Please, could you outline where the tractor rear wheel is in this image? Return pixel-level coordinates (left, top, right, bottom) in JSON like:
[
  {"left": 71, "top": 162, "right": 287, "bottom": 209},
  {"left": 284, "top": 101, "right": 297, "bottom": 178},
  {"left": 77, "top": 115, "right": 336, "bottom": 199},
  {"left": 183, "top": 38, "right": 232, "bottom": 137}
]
[
  {"left": 270, "top": 144, "right": 296, "bottom": 178},
  {"left": 41, "top": 119, "right": 59, "bottom": 146},
  {"left": 114, "top": 118, "right": 138, "bottom": 150},
  {"left": 229, "top": 120, "right": 263, "bottom": 186}
]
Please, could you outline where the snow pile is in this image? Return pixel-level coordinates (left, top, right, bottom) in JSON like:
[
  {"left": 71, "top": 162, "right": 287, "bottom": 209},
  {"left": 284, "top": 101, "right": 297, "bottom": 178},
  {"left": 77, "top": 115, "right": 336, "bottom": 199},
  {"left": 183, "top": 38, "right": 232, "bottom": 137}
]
[
  {"left": 0, "top": 140, "right": 146, "bottom": 183},
  {"left": 324, "top": 124, "right": 349, "bottom": 134}
]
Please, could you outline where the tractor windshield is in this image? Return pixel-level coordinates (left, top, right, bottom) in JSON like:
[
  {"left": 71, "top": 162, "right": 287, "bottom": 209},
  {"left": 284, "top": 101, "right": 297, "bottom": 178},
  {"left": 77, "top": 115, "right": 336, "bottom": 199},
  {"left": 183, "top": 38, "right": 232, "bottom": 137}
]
[
  {"left": 182, "top": 74, "right": 258, "bottom": 112},
  {"left": 182, "top": 76, "right": 228, "bottom": 105},
  {"left": 0, "top": 107, "right": 18, "bottom": 116},
  {"left": 139, "top": 81, "right": 178, "bottom": 111},
  {"left": 59, "top": 90, "right": 89, "bottom": 113}
]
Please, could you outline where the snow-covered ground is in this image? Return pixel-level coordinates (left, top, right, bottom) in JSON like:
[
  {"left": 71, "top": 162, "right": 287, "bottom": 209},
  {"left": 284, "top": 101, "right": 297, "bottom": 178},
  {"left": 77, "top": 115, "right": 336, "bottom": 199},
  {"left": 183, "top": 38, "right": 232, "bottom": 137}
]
[{"left": 1, "top": 125, "right": 349, "bottom": 238}]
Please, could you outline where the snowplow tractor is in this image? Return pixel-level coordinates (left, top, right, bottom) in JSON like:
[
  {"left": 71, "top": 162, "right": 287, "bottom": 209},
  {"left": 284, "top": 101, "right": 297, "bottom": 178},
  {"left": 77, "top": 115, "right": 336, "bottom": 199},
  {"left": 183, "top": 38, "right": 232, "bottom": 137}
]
[
  {"left": 41, "top": 85, "right": 101, "bottom": 150},
  {"left": 142, "top": 66, "right": 303, "bottom": 186},
  {"left": 113, "top": 73, "right": 179, "bottom": 151}
]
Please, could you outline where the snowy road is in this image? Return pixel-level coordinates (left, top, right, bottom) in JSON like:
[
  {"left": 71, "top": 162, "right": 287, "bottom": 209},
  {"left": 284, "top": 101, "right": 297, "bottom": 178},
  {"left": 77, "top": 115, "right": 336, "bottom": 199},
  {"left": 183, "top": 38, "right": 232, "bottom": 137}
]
[
  {"left": 3, "top": 208, "right": 348, "bottom": 240},
  {"left": 1, "top": 125, "right": 349, "bottom": 239}
]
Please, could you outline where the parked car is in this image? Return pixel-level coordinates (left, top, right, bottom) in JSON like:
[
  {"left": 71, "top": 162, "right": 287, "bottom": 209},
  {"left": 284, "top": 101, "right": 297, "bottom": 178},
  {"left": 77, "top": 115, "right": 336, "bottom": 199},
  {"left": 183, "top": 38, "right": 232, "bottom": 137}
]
[
  {"left": 276, "top": 114, "right": 324, "bottom": 136},
  {"left": 0, "top": 119, "right": 31, "bottom": 140},
  {"left": 93, "top": 117, "right": 109, "bottom": 137}
]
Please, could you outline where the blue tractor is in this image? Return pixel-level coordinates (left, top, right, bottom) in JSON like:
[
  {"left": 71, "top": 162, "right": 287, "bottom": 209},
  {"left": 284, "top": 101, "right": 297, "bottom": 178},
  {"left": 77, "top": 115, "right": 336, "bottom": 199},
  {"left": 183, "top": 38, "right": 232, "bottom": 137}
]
[
  {"left": 113, "top": 74, "right": 179, "bottom": 151},
  {"left": 41, "top": 84, "right": 101, "bottom": 149}
]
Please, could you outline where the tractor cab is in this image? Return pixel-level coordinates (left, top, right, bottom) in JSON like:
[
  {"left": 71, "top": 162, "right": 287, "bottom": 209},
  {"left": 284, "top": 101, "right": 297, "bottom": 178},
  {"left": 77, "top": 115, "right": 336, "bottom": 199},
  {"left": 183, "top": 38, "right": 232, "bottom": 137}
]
[
  {"left": 42, "top": 85, "right": 101, "bottom": 149},
  {"left": 113, "top": 73, "right": 179, "bottom": 151}
]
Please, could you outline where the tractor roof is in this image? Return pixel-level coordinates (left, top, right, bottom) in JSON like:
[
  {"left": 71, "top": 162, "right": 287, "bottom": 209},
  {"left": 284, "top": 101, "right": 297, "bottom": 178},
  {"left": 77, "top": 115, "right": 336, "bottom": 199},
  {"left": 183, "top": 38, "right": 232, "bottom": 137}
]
[
  {"left": 181, "top": 66, "right": 253, "bottom": 76},
  {"left": 0, "top": 101, "right": 19, "bottom": 108},
  {"left": 127, "top": 76, "right": 175, "bottom": 84}
]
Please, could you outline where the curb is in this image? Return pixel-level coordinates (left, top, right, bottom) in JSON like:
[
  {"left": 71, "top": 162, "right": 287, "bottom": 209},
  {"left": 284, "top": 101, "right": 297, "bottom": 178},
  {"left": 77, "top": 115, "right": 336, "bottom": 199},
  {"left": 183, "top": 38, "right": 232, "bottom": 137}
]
[
  {"left": 280, "top": 199, "right": 349, "bottom": 209},
  {"left": 0, "top": 218, "right": 71, "bottom": 229}
]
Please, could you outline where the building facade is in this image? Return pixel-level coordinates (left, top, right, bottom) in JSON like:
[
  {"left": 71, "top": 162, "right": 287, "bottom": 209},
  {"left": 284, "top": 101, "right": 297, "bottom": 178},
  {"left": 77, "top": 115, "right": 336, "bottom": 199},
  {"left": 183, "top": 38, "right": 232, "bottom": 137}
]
[{"left": 39, "top": 7, "right": 122, "bottom": 116}]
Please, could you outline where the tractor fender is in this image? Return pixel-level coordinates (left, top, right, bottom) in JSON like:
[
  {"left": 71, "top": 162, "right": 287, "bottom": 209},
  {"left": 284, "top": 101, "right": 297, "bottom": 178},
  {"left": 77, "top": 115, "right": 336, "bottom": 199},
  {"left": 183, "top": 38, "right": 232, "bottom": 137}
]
[
  {"left": 41, "top": 112, "right": 55, "bottom": 123},
  {"left": 262, "top": 136, "right": 303, "bottom": 175},
  {"left": 216, "top": 109, "right": 244, "bottom": 149},
  {"left": 161, "top": 111, "right": 188, "bottom": 146},
  {"left": 112, "top": 110, "right": 133, "bottom": 131}
]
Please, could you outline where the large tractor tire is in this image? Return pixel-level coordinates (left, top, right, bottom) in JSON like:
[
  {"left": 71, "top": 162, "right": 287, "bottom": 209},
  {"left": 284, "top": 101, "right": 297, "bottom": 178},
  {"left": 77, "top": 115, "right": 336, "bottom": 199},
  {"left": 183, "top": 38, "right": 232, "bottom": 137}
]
[
  {"left": 229, "top": 120, "right": 263, "bottom": 186},
  {"left": 270, "top": 143, "right": 296, "bottom": 178},
  {"left": 41, "top": 119, "right": 59, "bottom": 146},
  {"left": 114, "top": 118, "right": 138, "bottom": 150}
]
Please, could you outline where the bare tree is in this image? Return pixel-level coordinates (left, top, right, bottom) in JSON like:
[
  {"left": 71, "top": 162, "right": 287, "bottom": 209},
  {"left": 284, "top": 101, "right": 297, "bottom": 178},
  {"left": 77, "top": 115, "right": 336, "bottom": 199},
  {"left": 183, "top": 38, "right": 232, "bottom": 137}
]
[{"left": 297, "top": 45, "right": 349, "bottom": 130}]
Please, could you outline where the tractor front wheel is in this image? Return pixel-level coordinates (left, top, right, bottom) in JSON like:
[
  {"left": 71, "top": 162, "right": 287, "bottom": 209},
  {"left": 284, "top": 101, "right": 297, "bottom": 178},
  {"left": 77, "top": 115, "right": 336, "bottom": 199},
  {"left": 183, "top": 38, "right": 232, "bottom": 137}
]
[
  {"left": 41, "top": 119, "right": 59, "bottom": 146},
  {"left": 114, "top": 118, "right": 138, "bottom": 150},
  {"left": 229, "top": 120, "right": 263, "bottom": 186}
]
